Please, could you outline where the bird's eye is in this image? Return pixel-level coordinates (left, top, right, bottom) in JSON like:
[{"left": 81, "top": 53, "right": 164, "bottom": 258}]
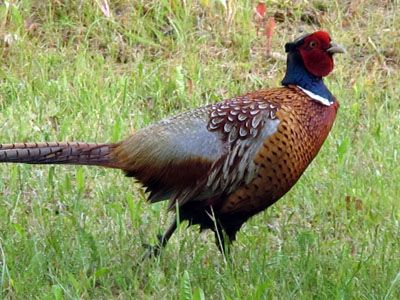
[{"left": 309, "top": 40, "right": 317, "bottom": 48}]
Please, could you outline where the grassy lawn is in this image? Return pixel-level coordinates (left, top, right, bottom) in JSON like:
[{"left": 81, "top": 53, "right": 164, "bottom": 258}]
[{"left": 0, "top": 0, "right": 399, "bottom": 298}]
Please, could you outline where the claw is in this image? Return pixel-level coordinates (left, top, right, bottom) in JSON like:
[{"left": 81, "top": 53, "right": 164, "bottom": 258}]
[
  {"left": 140, "top": 220, "right": 178, "bottom": 261},
  {"left": 141, "top": 243, "right": 163, "bottom": 260}
]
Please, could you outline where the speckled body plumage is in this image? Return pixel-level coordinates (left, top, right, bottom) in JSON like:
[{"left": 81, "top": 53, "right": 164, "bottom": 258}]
[
  {"left": 113, "top": 85, "right": 338, "bottom": 241},
  {"left": 0, "top": 31, "right": 344, "bottom": 255},
  {"left": 216, "top": 86, "right": 339, "bottom": 238}
]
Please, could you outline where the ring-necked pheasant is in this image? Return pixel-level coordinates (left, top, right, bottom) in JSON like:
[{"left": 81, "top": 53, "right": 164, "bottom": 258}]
[{"left": 0, "top": 31, "right": 344, "bottom": 255}]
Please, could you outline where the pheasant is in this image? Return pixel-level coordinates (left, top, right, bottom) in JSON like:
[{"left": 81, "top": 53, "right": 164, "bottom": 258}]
[{"left": 0, "top": 31, "right": 344, "bottom": 255}]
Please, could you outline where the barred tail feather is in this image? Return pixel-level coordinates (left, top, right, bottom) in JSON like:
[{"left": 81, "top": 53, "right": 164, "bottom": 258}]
[{"left": 0, "top": 142, "right": 122, "bottom": 169}]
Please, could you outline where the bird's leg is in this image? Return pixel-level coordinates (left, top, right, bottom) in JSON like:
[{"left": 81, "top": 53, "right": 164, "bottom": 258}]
[{"left": 141, "top": 219, "right": 177, "bottom": 260}]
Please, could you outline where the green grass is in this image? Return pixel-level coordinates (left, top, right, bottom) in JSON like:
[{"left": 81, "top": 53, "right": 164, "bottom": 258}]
[{"left": 0, "top": 0, "right": 399, "bottom": 298}]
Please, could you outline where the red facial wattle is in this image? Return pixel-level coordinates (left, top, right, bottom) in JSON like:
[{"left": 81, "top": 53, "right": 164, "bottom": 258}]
[
  {"left": 300, "top": 49, "right": 334, "bottom": 77},
  {"left": 298, "top": 31, "right": 335, "bottom": 77}
]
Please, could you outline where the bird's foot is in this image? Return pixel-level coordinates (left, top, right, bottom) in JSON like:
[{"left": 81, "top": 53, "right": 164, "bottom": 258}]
[{"left": 141, "top": 234, "right": 165, "bottom": 260}]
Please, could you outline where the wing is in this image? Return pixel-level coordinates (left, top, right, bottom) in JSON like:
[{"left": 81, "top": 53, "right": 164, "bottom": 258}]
[
  {"left": 113, "top": 93, "right": 281, "bottom": 209},
  {"left": 174, "top": 94, "right": 281, "bottom": 208}
]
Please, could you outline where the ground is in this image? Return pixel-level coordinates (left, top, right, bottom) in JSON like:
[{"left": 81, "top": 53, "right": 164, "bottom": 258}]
[{"left": 0, "top": 0, "right": 399, "bottom": 299}]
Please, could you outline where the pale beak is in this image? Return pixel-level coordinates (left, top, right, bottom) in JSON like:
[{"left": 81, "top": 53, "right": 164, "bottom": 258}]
[{"left": 327, "top": 42, "right": 345, "bottom": 54}]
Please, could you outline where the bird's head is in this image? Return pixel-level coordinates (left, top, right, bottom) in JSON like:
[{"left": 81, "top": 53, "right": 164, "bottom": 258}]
[{"left": 285, "top": 31, "right": 345, "bottom": 77}]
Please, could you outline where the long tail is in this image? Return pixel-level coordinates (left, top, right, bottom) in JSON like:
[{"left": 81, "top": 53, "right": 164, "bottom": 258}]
[{"left": 0, "top": 142, "right": 122, "bottom": 169}]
